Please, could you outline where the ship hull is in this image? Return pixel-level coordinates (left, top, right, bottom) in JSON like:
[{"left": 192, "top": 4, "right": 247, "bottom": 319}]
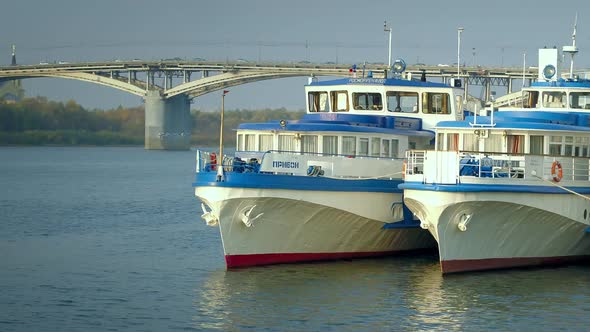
[
  {"left": 403, "top": 189, "right": 590, "bottom": 273},
  {"left": 197, "top": 185, "right": 436, "bottom": 268}
]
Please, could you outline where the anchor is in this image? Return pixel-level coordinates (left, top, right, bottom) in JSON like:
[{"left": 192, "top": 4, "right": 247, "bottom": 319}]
[
  {"left": 239, "top": 205, "right": 264, "bottom": 228},
  {"left": 201, "top": 203, "right": 219, "bottom": 226}
]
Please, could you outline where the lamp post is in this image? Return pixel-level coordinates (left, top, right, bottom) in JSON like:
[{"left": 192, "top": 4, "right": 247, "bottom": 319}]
[
  {"left": 217, "top": 90, "right": 229, "bottom": 181},
  {"left": 457, "top": 27, "right": 464, "bottom": 76},
  {"left": 384, "top": 21, "right": 392, "bottom": 68}
]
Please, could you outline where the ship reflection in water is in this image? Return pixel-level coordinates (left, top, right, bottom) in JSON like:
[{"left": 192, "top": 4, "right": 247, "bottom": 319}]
[{"left": 192, "top": 256, "right": 590, "bottom": 330}]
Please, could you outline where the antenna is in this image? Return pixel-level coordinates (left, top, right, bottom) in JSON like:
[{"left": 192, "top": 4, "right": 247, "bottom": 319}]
[{"left": 562, "top": 13, "right": 579, "bottom": 79}]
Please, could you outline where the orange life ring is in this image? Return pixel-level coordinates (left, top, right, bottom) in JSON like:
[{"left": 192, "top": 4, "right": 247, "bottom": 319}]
[
  {"left": 551, "top": 160, "right": 562, "bottom": 182},
  {"left": 210, "top": 152, "right": 217, "bottom": 171}
]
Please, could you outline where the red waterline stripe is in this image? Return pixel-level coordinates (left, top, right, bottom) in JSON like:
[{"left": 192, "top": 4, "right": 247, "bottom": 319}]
[
  {"left": 441, "top": 255, "right": 590, "bottom": 274},
  {"left": 225, "top": 249, "right": 433, "bottom": 268}
]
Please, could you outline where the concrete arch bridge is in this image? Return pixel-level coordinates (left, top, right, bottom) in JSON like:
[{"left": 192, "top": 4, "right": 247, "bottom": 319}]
[{"left": 0, "top": 60, "right": 537, "bottom": 149}]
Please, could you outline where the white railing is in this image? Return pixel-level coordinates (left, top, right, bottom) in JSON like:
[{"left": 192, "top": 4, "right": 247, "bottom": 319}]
[
  {"left": 196, "top": 149, "right": 404, "bottom": 180},
  {"left": 404, "top": 150, "right": 590, "bottom": 185}
]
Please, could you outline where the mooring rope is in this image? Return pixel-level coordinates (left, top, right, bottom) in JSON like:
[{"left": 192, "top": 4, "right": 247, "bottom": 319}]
[{"left": 531, "top": 171, "right": 590, "bottom": 202}]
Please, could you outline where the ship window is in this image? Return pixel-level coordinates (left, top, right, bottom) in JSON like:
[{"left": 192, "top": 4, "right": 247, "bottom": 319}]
[
  {"left": 323, "top": 136, "right": 338, "bottom": 155},
  {"left": 237, "top": 133, "right": 244, "bottom": 150},
  {"left": 308, "top": 91, "right": 329, "bottom": 112},
  {"left": 530, "top": 135, "right": 544, "bottom": 155},
  {"left": 342, "top": 136, "right": 356, "bottom": 156},
  {"left": 564, "top": 136, "right": 574, "bottom": 156},
  {"left": 371, "top": 137, "right": 381, "bottom": 157},
  {"left": 574, "top": 137, "right": 589, "bottom": 157},
  {"left": 455, "top": 95, "right": 463, "bottom": 118},
  {"left": 463, "top": 133, "right": 477, "bottom": 152},
  {"left": 301, "top": 135, "right": 318, "bottom": 153},
  {"left": 259, "top": 134, "right": 273, "bottom": 152},
  {"left": 278, "top": 135, "right": 297, "bottom": 152},
  {"left": 245, "top": 134, "right": 256, "bottom": 151},
  {"left": 359, "top": 138, "right": 369, "bottom": 156},
  {"left": 570, "top": 92, "right": 590, "bottom": 109},
  {"left": 542, "top": 91, "right": 566, "bottom": 108},
  {"left": 507, "top": 135, "right": 524, "bottom": 154},
  {"left": 331, "top": 91, "right": 349, "bottom": 112},
  {"left": 391, "top": 139, "right": 399, "bottom": 158},
  {"left": 352, "top": 92, "right": 382, "bottom": 111},
  {"left": 526, "top": 91, "right": 540, "bottom": 108},
  {"left": 484, "top": 133, "right": 503, "bottom": 153},
  {"left": 447, "top": 133, "right": 459, "bottom": 151},
  {"left": 549, "top": 135, "right": 562, "bottom": 155},
  {"left": 381, "top": 139, "right": 390, "bottom": 157},
  {"left": 423, "top": 92, "right": 450, "bottom": 114},
  {"left": 387, "top": 91, "right": 418, "bottom": 112},
  {"left": 437, "top": 133, "right": 444, "bottom": 150}
]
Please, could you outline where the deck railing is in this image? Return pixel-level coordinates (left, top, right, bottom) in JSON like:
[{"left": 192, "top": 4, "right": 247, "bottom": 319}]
[
  {"left": 196, "top": 149, "right": 404, "bottom": 180},
  {"left": 404, "top": 150, "right": 590, "bottom": 185}
]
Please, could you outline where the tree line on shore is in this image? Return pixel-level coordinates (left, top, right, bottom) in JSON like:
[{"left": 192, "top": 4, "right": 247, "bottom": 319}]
[{"left": 0, "top": 97, "right": 303, "bottom": 146}]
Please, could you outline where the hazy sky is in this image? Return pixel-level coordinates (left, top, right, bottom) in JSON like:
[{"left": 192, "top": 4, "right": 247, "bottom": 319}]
[{"left": 1, "top": 0, "right": 589, "bottom": 111}]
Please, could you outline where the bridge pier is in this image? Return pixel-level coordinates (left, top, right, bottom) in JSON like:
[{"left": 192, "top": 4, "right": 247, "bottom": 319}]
[{"left": 144, "top": 91, "right": 192, "bottom": 150}]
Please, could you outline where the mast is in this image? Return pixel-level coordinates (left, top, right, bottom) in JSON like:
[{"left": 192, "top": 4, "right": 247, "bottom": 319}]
[{"left": 562, "top": 14, "right": 579, "bottom": 79}]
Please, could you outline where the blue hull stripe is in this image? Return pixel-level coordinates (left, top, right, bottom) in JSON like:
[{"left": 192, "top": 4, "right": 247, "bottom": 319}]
[
  {"left": 399, "top": 182, "right": 590, "bottom": 194},
  {"left": 194, "top": 172, "right": 402, "bottom": 193}
]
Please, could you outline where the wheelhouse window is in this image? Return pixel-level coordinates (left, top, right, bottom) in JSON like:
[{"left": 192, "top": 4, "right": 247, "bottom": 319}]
[
  {"left": 331, "top": 91, "right": 349, "bottom": 112},
  {"left": 422, "top": 92, "right": 451, "bottom": 114},
  {"left": 237, "top": 133, "right": 244, "bottom": 150},
  {"left": 570, "top": 92, "right": 590, "bottom": 109},
  {"left": 352, "top": 92, "right": 382, "bottom": 111},
  {"left": 542, "top": 91, "right": 566, "bottom": 108},
  {"left": 301, "top": 135, "right": 318, "bottom": 153},
  {"left": 308, "top": 91, "right": 329, "bottom": 112},
  {"left": 278, "top": 135, "right": 297, "bottom": 152},
  {"left": 259, "top": 134, "right": 273, "bottom": 152},
  {"left": 342, "top": 136, "right": 356, "bottom": 156},
  {"left": 525, "top": 91, "right": 540, "bottom": 108},
  {"left": 322, "top": 136, "right": 338, "bottom": 155},
  {"left": 387, "top": 91, "right": 418, "bottom": 113}
]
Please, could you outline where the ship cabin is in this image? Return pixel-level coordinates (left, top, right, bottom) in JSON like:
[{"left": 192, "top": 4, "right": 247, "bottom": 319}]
[
  {"left": 235, "top": 77, "right": 465, "bottom": 160},
  {"left": 435, "top": 111, "right": 590, "bottom": 157},
  {"left": 418, "top": 111, "right": 590, "bottom": 181}
]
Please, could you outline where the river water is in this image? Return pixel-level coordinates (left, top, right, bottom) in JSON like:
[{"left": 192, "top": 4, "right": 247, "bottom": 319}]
[{"left": 1, "top": 146, "right": 589, "bottom": 331}]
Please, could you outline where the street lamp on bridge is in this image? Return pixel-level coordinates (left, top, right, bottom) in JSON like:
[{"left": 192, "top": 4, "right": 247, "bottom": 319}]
[{"left": 457, "top": 27, "right": 464, "bottom": 76}]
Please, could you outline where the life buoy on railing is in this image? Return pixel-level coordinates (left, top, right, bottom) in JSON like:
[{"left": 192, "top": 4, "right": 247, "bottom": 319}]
[
  {"left": 402, "top": 160, "right": 407, "bottom": 179},
  {"left": 210, "top": 152, "right": 217, "bottom": 171},
  {"left": 551, "top": 160, "right": 563, "bottom": 182}
]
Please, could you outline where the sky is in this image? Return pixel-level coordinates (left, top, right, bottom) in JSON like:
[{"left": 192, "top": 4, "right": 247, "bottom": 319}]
[{"left": 1, "top": 0, "right": 590, "bottom": 112}]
